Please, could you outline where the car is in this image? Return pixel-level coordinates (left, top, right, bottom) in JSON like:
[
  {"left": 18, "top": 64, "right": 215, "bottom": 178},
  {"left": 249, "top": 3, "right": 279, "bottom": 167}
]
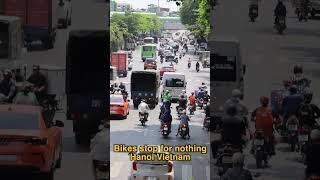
[
  {"left": 159, "top": 66, "right": 175, "bottom": 79},
  {"left": 110, "top": 94, "right": 129, "bottom": 118},
  {"left": 165, "top": 55, "right": 175, "bottom": 62},
  {"left": 0, "top": 105, "right": 64, "bottom": 178},
  {"left": 144, "top": 58, "right": 157, "bottom": 70},
  {"left": 130, "top": 145, "right": 174, "bottom": 180},
  {"left": 57, "top": 0, "right": 72, "bottom": 29},
  {"left": 187, "top": 45, "right": 196, "bottom": 54}
]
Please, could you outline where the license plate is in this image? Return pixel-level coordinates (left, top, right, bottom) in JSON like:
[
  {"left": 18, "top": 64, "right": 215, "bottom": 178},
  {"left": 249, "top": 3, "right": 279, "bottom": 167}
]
[
  {"left": 299, "top": 135, "right": 308, "bottom": 142},
  {"left": 288, "top": 125, "right": 298, "bottom": 131},
  {"left": 146, "top": 177, "right": 157, "bottom": 180},
  {"left": 0, "top": 155, "right": 17, "bottom": 161},
  {"left": 182, "top": 128, "right": 187, "bottom": 131},
  {"left": 164, "top": 127, "right": 168, "bottom": 130},
  {"left": 110, "top": 110, "right": 116, "bottom": 114},
  {"left": 254, "top": 139, "right": 264, "bottom": 146},
  {"left": 222, "top": 156, "right": 232, "bottom": 164}
]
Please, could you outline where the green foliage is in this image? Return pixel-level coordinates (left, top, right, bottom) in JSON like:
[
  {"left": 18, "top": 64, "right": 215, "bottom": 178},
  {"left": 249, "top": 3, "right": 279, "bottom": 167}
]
[
  {"left": 179, "top": 0, "right": 211, "bottom": 38},
  {"left": 110, "top": 12, "right": 163, "bottom": 51}
]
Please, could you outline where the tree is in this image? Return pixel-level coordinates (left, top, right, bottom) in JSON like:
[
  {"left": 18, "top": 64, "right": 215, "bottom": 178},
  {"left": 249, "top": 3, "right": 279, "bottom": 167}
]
[{"left": 179, "top": 0, "right": 198, "bottom": 26}]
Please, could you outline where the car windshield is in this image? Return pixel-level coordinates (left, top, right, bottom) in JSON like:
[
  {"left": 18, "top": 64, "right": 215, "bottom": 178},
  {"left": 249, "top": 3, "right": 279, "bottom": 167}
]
[
  {"left": 146, "top": 59, "right": 154, "bottom": 64},
  {"left": 110, "top": 96, "right": 123, "bottom": 103},
  {"left": 0, "top": 112, "right": 39, "bottom": 130},
  {"left": 165, "top": 78, "right": 184, "bottom": 87},
  {"left": 143, "top": 46, "right": 153, "bottom": 51}
]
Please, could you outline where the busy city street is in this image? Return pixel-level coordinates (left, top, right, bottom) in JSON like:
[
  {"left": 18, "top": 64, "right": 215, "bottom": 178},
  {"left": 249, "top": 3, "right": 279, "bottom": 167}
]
[
  {"left": 211, "top": 0, "right": 320, "bottom": 179},
  {"left": 0, "top": 0, "right": 108, "bottom": 179},
  {"left": 110, "top": 37, "right": 211, "bottom": 179}
]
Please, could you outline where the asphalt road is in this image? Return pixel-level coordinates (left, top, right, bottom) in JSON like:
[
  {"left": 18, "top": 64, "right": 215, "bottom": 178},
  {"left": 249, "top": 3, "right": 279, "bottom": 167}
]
[
  {"left": 110, "top": 45, "right": 211, "bottom": 179},
  {"left": 3, "top": 0, "right": 108, "bottom": 179},
  {"left": 211, "top": 0, "right": 320, "bottom": 179}
]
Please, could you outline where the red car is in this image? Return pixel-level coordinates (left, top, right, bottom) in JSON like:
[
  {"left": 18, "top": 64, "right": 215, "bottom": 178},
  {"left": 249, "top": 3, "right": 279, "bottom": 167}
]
[
  {"left": 0, "top": 105, "right": 64, "bottom": 179},
  {"left": 144, "top": 58, "right": 157, "bottom": 70},
  {"left": 160, "top": 66, "right": 175, "bottom": 79}
]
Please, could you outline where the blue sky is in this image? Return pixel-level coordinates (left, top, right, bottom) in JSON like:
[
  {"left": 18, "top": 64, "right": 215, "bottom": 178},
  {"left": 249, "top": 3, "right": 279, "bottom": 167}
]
[{"left": 115, "top": 0, "right": 179, "bottom": 11}]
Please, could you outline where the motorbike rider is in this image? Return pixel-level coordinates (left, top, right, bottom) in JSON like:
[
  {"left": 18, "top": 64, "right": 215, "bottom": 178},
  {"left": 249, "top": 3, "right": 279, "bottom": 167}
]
[
  {"left": 223, "top": 89, "right": 249, "bottom": 127},
  {"left": 296, "top": 89, "right": 320, "bottom": 129},
  {"left": 221, "top": 152, "right": 253, "bottom": 180},
  {"left": 138, "top": 99, "right": 150, "bottom": 121},
  {"left": 305, "top": 129, "right": 320, "bottom": 178},
  {"left": 290, "top": 64, "right": 310, "bottom": 91},
  {"left": 27, "top": 65, "right": 48, "bottom": 102},
  {"left": 176, "top": 110, "right": 191, "bottom": 137},
  {"left": 119, "top": 82, "right": 126, "bottom": 91},
  {"left": 160, "top": 109, "right": 172, "bottom": 131},
  {"left": 211, "top": 104, "right": 246, "bottom": 157},
  {"left": 188, "top": 92, "right": 196, "bottom": 113},
  {"left": 249, "top": 0, "right": 259, "bottom": 15},
  {"left": 163, "top": 90, "right": 172, "bottom": 108},
  {"left": 13, "top": 83, "right": 38, "bottom": 106},
  {"left": 251, "top": 96, "right": 276, "bottom": 158},
  {"left": 0, "top": 69, "right": 16, "bottom": 102},
  {"left": 197, "top": 88, "right": 205, "bottom": 104},
  {"left": 204, "top": 90, "right": 210, "bottom": 103},
  {"left": 281, "top": 85, "right": 303, "bottom": 128},
  {"left": 177, "top": 94, "right": 188, "bottom": 112},
  {"left": 196, "top": 61, "right": 200, "bottom": 71},
  {"left": 274, "top": 0, "right": 287, "bottom": 25}
]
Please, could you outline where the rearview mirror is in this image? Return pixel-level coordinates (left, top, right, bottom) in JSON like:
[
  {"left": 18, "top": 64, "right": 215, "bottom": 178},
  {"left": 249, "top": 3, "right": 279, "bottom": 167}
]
[{"left": 55, "top": 120, "right": 64, "bottom": 127}]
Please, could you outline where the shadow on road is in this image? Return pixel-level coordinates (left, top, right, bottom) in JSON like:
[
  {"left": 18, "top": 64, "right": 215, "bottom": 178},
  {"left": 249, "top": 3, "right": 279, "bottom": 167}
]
[
  {"left": 63, "top": 136, "right": 90, "bottom": 153},
  {"left": 281, "top": 46, "right": 320, "bottom": 60}
]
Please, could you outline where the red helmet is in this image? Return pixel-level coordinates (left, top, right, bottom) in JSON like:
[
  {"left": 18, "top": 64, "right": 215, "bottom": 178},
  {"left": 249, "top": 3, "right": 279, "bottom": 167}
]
[{"left": 260, "top": 96, "right": 269, "bottom": 106}]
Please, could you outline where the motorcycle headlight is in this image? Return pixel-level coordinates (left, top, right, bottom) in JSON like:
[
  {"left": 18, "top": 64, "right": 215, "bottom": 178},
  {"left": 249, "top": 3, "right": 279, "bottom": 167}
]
[
  {"left": 138, "top": 93, "right": 142, "bottom": 96},
  {"left": 150, "top": 93, "right": 154, "bottom": 96},
  {"left": 145, "top": 93, "right": 148, "bottom": 96}
]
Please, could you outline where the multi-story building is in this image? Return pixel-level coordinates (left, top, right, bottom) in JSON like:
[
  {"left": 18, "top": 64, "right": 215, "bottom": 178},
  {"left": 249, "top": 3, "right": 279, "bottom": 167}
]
[
  {"left": 116, "top": 3, "right": 131, "bottom": 12},
  {"left": 110, "top": 0, "right": 117, "bottom": 11}
]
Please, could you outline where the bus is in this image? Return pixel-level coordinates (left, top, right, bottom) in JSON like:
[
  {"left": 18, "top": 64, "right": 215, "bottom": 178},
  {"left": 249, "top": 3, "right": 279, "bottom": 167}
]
[
  {"left": 143, "top": 37, "right": 154, "bottom": 44},
  {"left": 141, "top": 44, "right": 157, "bottom": 61}
]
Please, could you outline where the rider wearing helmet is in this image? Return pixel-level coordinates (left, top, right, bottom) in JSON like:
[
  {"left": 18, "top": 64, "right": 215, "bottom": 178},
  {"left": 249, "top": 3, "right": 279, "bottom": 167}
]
[
  {"left": 176, "top": 110, "right": 190, "bottom": 137},
  {"left": 296, "top": 89, "right": 320, "bottom": 128},
  {"left": 223, "top": 89, "right": 249, "bottom": 126},
  {"left": 160, "top": 109, "right": 172, "bottom": 131},
  {"left": 13, "top": 83, "right": 38, "bottom": 106},
  {"left": 251, "top": 96, "right": 276, "bottom": 156},
  {"left": 188, "top": 92, "right": 196, "bottom": 113},
  {"left": 27, "top": 65, "right": 48, "bottom": 102},
  {"left": 221, "top": 153, "right": 253, "bottom": 180},
  {"left": 177, "top": 93, "right": 188, "bottom": 112},
  {"left": 291, "top": 64, "right": 310, "bottom": 91},
  {"left": 281, "top": 85, "right": 303, "bottom": 127},
  {"left": 0, "top": 69, "right": 16, "bottom": 102},
  {"left": 138, "top": 99, "right": 150, "bottom": 120},
  {"left": 305, "top": 129, "right": 320, "bottom": 178}
]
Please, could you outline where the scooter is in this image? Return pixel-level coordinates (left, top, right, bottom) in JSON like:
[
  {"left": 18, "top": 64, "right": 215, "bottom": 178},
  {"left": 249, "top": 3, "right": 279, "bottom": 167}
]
[
  {"left": 178, "top": 124, "right": 189, "bottom": 139},
  {"left": 249, "top": 5, "right": 258, "bottom": 22},
  {"left": 298, "top": 127, "right": 310, "bottom": 163},
  {"left": 188, "top": 104, "right": 195, "bottom": 115},
  {"left": 197, "top": 98, "right": 204, "bottom": 109},
  {"left": 139, "top": 113, "right": 148, "bottom": 126},
  {"left": 251, "top": 130, "right": 267, "bottom": 169},
  {"left": 196, "top": 66, "right": 199, "bottom": 72},
  {"left": 203, "top": 117, "right": 210, "bottom": 131},
  {"left": 161, "top": 123, "right": 171, "bottom": 137},
  {"left": 216, "top": 144, "right": 237, "bottom": 177},
  {"left": 287, "top": 121, "right": 299, "bottom": 152},
  {"left": 188, "top": 62, "right": 191, "bottom": 69}
]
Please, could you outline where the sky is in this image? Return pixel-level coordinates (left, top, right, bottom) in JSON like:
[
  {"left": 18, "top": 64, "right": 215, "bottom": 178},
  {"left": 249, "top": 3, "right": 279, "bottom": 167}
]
[{"left": 114, "top": 0, "right": 179, "bottom": 11}]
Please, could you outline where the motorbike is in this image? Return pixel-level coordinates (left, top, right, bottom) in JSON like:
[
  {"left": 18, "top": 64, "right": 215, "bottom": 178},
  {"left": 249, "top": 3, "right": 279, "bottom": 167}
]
[
  {"left": 139, "top": 112, "right": 148, "bottom": 126},
  {"left": 161, "top": 123, "right": 171, "bottom": 137},
  {"left": 251, "top": 130, "right": 267, "bottom": 168},
  {"left": 216, "top": 144, "right": 239, "bottom": 176},
  {"left": 196, "top": 65, "right": 199, "bottom": 72},
  {"left": 160, "top": 57, "right": 164, "bottom": 64},
  {"left": 287, "top": 120, "right": 299, "bottom": 152},
  {"left": 275, "top": 15, "right": 286, "bottom": 34},
  {"left": 298, "top": 127, "right": 310, "bottom": 163},
  {"left": 249, "top": 5, "right": 258, "bottom": 22},
  {"left": 178, "top": 124, "right": 189, "bottom": 139},
  {"left": 197, "top": 98, "right": 204, "bottom": 109},
  {"left": 188, "top": 62, "right": 191, "bottom": 69},
  {"left": 203, "top": 117, "right": 210, "bottom": 131}
]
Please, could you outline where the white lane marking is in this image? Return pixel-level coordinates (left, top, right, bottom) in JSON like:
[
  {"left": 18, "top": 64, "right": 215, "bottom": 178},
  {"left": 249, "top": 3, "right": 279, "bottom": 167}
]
[
  {"left": 182, "top": 165, "right": 193, "bottom": 180},
  {"left": 110, "top": 162, "right": 123, "bottom": 178},
  {"left": 206, "top": 166, "right": 210, "bottom": 180}
]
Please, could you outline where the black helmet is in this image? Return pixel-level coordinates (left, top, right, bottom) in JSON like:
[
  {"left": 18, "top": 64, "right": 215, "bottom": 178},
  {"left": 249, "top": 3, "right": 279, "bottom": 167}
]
[
  {"left": 289, "top": 85, "right": 297, "bottom": 94},
  {"left": 293, "top": 64, "right": 303, "bottom": 74}
]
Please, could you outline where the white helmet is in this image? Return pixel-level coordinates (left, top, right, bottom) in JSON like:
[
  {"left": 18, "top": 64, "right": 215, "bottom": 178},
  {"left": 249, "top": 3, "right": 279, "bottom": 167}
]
[
  {"left": 231, "top": 89, "right": 242, "bottom": 98},
  {"left": 232, "top": 152, "right": 244, "bottom": 166},
  {"left": 181, "top": 110, "right": 186, "bottom": 114},
  {"left": 310, "top": 129, "right": 320, "bottom": 141}
]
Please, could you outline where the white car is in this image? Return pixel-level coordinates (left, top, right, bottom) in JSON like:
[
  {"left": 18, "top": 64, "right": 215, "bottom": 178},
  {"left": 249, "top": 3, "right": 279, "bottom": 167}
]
[
  {"left": 130, "top": 146, "right": 174, "bottom": 180},
  {"left": 187, "top": 45, "right": 196, "bottom": 54},
  {"left": 57, "top": 0, "right": 72, "bottom": 28}
]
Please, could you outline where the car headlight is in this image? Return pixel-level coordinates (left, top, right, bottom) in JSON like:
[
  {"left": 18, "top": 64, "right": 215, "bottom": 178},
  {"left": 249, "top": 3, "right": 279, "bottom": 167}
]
[
  {"left": 138, "top": 93, "right": 142, "bottom": 96},
  {"left": 145, "top": 93, "right": 148, "bottom": 96},
  {"left": 150, "top": 93, "right": 154, "bottom": 96}
]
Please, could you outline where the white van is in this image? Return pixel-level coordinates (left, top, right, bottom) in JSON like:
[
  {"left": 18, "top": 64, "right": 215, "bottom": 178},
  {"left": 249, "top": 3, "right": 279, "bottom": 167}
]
[
  {"left": 209, "top": 35, "right": 246, "bottom": 118},
  {"left": 161, "top": 72, "right": 186, "bottom": 101}
]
